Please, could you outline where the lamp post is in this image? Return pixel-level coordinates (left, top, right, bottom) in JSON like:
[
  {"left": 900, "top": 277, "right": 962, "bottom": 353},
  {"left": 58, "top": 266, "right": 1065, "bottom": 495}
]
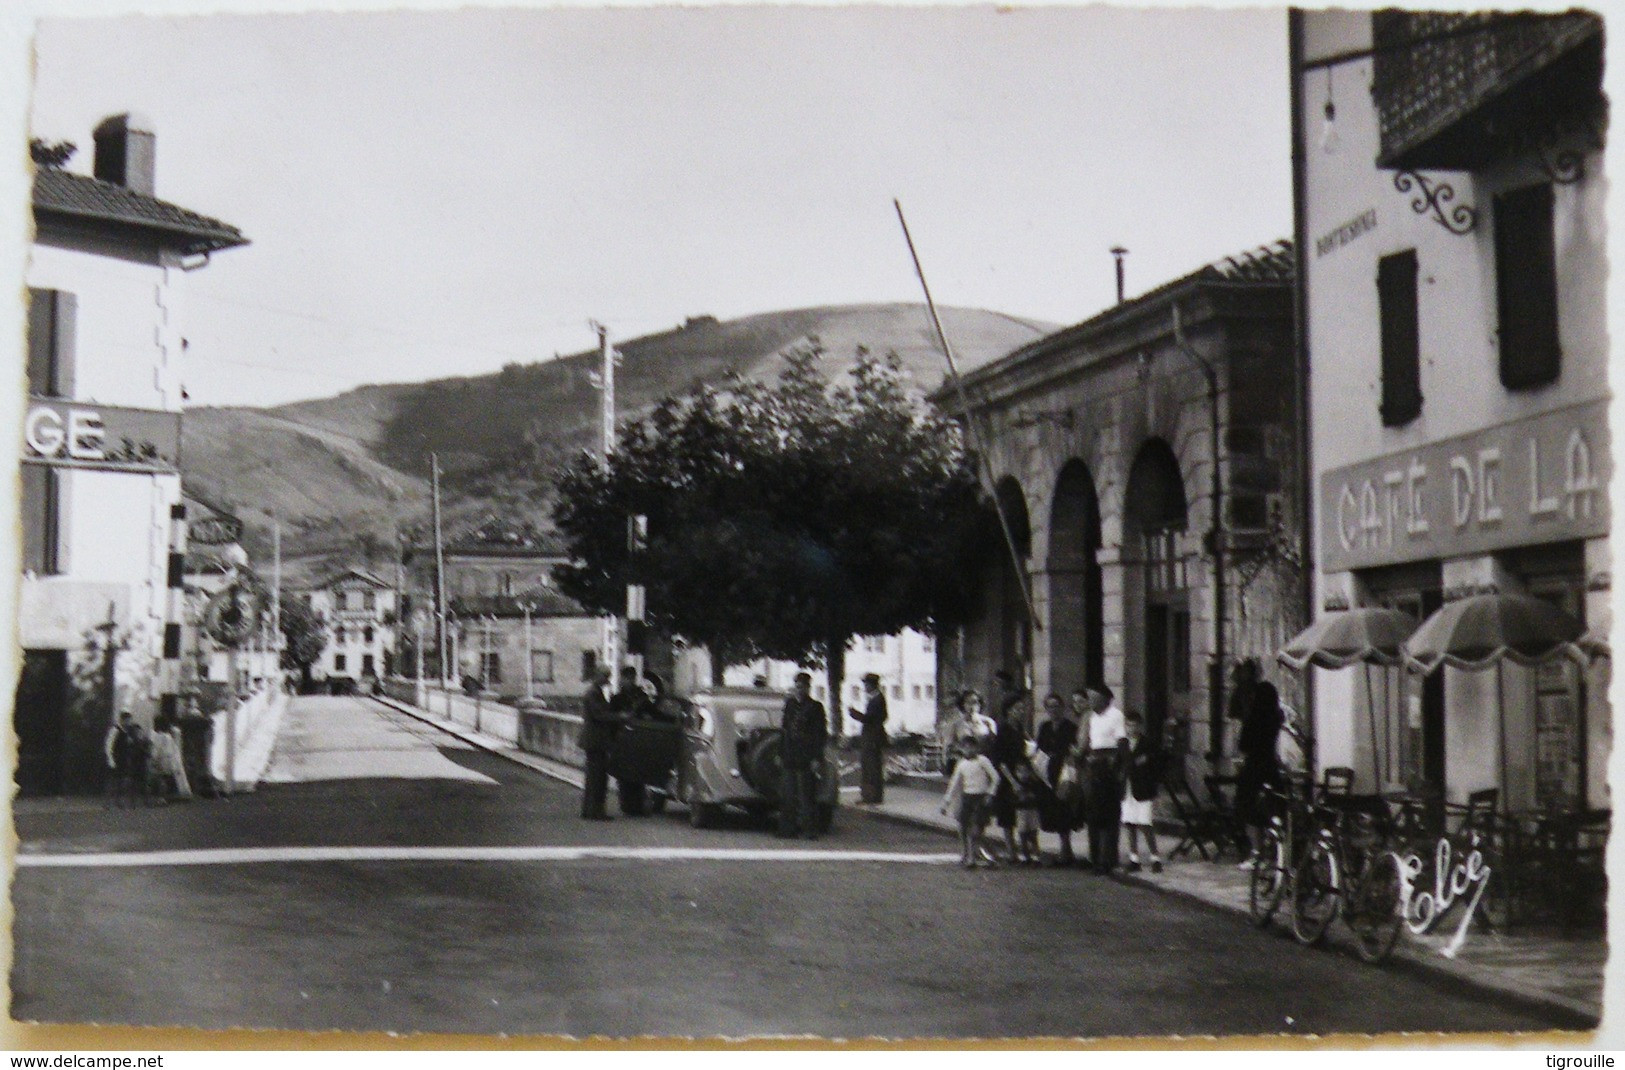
[{"left": 523, "top": 601, "right": 535, "bottom": 701}]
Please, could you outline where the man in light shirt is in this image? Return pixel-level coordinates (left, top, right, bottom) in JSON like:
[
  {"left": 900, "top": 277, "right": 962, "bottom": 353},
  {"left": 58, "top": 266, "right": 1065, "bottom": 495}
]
[{"left": 1078, "top": 685, "right": 1128, "bottom": 873}]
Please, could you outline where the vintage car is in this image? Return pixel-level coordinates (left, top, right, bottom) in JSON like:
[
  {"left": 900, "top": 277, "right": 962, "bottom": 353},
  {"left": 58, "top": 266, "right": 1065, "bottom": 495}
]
[
  {"left": 606, "top": 706, "right": 683, "bottom": 815},
  {"left": 677, "top": 686, "right": 839, "bottom": 831}
]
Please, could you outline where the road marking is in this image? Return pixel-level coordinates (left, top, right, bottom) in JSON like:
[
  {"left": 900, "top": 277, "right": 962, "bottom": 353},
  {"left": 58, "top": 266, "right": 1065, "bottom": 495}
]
[{"left": 17, "top": 846, "right": 963, "bottom": 869}]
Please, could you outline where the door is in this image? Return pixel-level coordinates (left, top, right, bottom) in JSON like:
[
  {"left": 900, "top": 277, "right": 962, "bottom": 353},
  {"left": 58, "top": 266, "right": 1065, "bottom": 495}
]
[{"left": 14, "top": 649, "right": 69, "bottom": 796}]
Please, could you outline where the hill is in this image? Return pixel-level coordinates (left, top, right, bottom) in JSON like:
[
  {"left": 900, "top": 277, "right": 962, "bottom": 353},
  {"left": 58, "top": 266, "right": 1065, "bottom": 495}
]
[{"left": 181, "top": 302, "right": 1052, "bottom": 583}]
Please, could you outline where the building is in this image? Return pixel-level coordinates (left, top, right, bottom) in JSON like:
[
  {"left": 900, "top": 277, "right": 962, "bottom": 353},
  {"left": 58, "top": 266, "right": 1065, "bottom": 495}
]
[
  {"left": 14, "top": 114, "right": 247, "bottom": 795},
  {"left": 1292, "top": 10, "right": 1608, "bottom": 809},
  {"left": 305, "top": 569, "right": 397, "bottom": 685},
  {"left": 932, "top": 243, "right": 1303, "bottom": 766},
  {"left": 713, "top": 630, "right": 941, "bottom": 736},
  {"left": 401, "top": 528, "right": 605, "bottom": 706}
]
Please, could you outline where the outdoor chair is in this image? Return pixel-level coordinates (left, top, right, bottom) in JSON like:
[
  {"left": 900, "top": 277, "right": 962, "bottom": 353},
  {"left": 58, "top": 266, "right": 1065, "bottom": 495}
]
[{"left": 1164, "top": 770, "right": 1232, "bottom": 862}]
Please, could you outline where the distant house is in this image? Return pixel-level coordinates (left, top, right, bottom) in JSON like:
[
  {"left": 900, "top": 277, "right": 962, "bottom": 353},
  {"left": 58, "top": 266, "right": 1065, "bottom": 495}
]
[
  {"left": 14, "top": 113, "right": 247, "bottom": 795},
  {"left": 305, "top": 569, "right": 397, "bottom": 686}
]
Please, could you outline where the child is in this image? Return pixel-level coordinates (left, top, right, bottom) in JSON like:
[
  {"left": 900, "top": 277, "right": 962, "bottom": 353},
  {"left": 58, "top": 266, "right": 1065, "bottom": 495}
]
[
  {"left": 1008, "top": 742, "right": 1049, "bottom": 865},
  {"left": 1121, "top": 712, "right": 1165, "bottom": 873},
  {"left": 940, "top": 736, "right": 1000, "bottom": 868}
]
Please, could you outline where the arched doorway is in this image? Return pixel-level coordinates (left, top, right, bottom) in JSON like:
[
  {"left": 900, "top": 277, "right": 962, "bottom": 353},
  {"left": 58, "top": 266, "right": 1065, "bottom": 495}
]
[
  {"left": 993, "top": 477, "right": 1033, "bottom": 686},
  {"left": 1124, "top": 440, "right": 1190, "bottom": 752},
  {"left": 1048, "top": 460, "right": 1103, "bottom": 693}
]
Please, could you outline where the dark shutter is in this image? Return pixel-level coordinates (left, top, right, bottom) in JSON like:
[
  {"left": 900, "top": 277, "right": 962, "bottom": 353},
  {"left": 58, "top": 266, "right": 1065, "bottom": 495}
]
[
  {"left": 25, "top": 289, "right": 76, "bottom": 397},
  {"left": 1496, "top": 183, "right": 1561, "bottom": 389},
  {"left": 22, "top": 465, "right": 60, "bottom": 574},
  {"left": 1378, "top": 250, "right": 1423, "bottom": 426}
]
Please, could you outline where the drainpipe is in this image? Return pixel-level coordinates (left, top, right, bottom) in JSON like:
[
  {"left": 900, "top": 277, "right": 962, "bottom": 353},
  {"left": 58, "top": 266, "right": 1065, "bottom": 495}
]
[
  {"left": 1171, "top": 305, "right": 1225, "bottom": 766},
  {"left": 1289, "top": 8, "right": 1318, "bottom": 780}
]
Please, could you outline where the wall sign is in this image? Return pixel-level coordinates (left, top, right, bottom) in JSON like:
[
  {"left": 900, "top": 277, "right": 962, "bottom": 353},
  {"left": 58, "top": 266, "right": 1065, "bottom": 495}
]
[
  {"left": 190, "top": 515, "right": 244, "bottom": 546},
  {"left": 1320, "top": 399, "right": 1610, "bottom": 572},
  {"left": 1315, "top": 208, "right": 1378, "bottom": 258},
  {"left": 21, "top": 397, "right": 181, "bottom": 474}
]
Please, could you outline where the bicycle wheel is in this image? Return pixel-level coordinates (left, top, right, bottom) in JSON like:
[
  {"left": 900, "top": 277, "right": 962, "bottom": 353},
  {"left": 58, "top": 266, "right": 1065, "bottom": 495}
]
[
  {"left": 1248, "top": 828, "right": 1286, "bottom": 927},
  {"left": 1290, "top": 838, "right": 1339, "bottom": 946},
  {"left": 1347, "top": 851, "right": 1405, "bottom": 963}
]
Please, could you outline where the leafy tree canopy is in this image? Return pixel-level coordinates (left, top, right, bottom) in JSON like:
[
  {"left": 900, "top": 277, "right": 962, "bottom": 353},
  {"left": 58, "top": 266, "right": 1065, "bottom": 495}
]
[
  {"left": 279, "top": 598, "right": 330, "bottom": 671},
  {"left": 553, "top": 342, "right": 996, "bottom": 695}
]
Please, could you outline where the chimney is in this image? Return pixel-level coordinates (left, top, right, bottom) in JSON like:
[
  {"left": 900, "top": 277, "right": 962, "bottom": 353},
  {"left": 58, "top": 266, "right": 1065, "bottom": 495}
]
[{"left": 93, "top": 113, "right": 156, "bottom": 196}]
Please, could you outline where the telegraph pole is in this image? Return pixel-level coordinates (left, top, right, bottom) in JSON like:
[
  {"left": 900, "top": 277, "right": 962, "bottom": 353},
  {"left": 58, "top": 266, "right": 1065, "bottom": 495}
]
[
  {"left": 592, "top": 321, "right": 623, "bottom": 677},
  {"left": 431, "top": 452, "right": 449, "bottom": 689}
]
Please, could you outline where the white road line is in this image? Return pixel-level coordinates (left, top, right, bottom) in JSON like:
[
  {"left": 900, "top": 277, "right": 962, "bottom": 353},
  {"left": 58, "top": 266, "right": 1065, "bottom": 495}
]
[{"left": 16, "top": 846, "right": 963, "bottom": 869}]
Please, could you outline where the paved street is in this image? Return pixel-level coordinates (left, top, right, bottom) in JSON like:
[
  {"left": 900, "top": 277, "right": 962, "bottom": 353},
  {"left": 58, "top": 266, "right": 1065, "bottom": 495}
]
[{"left": 11, "top": 695, "right": 1578, "bottom": 1039}]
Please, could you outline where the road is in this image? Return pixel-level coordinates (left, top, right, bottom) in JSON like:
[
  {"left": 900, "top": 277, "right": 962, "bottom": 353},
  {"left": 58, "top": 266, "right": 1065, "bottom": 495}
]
[{"left": 10, "top": 694, "right": 1576, "bottom": 1039}]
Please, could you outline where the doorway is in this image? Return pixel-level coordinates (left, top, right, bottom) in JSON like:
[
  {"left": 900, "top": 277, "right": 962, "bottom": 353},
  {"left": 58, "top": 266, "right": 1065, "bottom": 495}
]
[{"left": 15, "top": 649, "right": 69, "bottom": 796}]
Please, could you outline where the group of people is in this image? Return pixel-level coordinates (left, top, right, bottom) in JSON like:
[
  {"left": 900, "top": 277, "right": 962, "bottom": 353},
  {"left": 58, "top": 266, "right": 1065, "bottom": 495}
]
[
  {"left": 103, "top": 708, "right": 193, "bottom": 807},
  {"left": 576, "top": 665, "right": 677, "bottom": 821},
  {"left": 939, "top": 663, "right": 1297, "bottom": 874},
  {"left": 940, "top": 682, "right": 1160, "bottom": 872}
]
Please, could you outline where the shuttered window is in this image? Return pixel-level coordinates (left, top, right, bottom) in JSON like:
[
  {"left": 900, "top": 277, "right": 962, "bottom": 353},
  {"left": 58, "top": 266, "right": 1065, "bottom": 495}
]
[
  {"left": 27, "top": 288, "right": 76, "bottom": 397},
  {"left": 21, "top": 465, "right": 62, "bottom": 575},
  {"left": 1495, "top": 183, "right": 1561, "bottom": 390},
  {"left": 1378, "top": 250, "right": 1422, "bottom": 427}
]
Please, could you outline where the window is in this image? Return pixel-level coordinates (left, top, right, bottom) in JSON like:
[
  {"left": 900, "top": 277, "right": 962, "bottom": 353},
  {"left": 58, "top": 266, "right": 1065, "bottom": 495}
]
[
  {"left": 863, "top": 636, "right": 885, "bottom": 654},
  {"left": 363, "top": 626, "right": 374, "bottom": 645},
  {"left": 1495, "top": 183, "right": 1561, "bottom": 390},
  {"left": 924, "top": 684, "right": 935, "bottom": 701},
  {"left": 1377, "top": 249, "right": 1422, "bottom": 426},
  {"left": 581, "top": 649, "right": 597, "bottom": 681},
  {"left": 335, "top": 626, "right": 346, "bottom": 644},
  {"left": 334, "top": 654, "right": 347, "bottom": 672},
  {"left": 891, "top": 685, "right": 902, "bottom": 700},
  {"left": 531, "top": 650, "right": 555, "bottom": 683},
  {"left": 21, "top": 465, "right": 62, "bottom": 575},
  {"left": 921, "top": 634, "right": 935, "bottom": 653},
  {"left": 27, "top": 288, "right": 76, "bottom": 397},
  {"left": 911, "top": 685, "right": 922, "bottom": 700},
  {"left": 479, "top": 652, "right": 502, "bottom": 684},
  {"left": 362, "top": 654, "right": 375, "bottom": 676},
  {"left": 362, "top": 591, "right": 375, "bottom": 611}
]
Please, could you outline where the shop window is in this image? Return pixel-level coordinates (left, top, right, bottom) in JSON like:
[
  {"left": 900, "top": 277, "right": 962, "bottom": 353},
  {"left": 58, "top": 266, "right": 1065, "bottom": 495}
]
[
  {"left": 1495, "top": 183, "right": 1561, "bottom": 390},
  {"left": 21, "top": 465, "right": 62, "bottom": 575},
  {"left": 531, "top": 650, "right": 555, "bottom": 683},
  {"left": 1377, "top": 249, "right": 1422, "bottom": 426},
  {"left": 27, "top": 288, "right": 76, "bottom": 397}
]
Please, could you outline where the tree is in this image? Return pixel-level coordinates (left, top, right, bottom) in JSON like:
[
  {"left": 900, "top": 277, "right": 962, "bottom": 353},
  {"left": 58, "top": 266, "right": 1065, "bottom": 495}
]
[
  {"left": 279, "top": 598, "right": 329, "bottom": 689},
  {"left": 553, "top": 342, "right": 996, "bottom": 727},
  {"left": 29, "top": 138, "right": 76, "bottom": 169}
]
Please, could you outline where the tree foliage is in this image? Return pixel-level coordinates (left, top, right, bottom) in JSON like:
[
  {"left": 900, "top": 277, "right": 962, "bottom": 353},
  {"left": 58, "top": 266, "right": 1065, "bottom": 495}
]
[
  {"left": 553, "top": 342, "right": 996, "bottom": 706},
  {"left": 279, "top": 598, "right": 329, "bottom": 672}
]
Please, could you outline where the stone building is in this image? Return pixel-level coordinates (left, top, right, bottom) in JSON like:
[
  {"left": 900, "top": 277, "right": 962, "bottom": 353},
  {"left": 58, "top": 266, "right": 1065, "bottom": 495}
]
[{"left": 932, "top": 243, "right": 1304, "bottom": 767}]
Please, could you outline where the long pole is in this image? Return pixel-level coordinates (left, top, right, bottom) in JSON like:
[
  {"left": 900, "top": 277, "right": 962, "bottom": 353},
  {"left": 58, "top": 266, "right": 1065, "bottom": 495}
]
[
  {"left": 594, "top": 321, "right": 623, "bottom": 676},
  {"left": 893, "top": 200, "right": 1040, "bottom": 635},
  {"left": 414, "top": 612, "right": 425, "bottom": 707},
  {"left": 1289, "top": 7, "right": 1319, "bottom": 783},
  {"left": 524, "top": 603, "right": 533, "bottom": 701},
  {"left": 431, "top": 452, "right": 449, "bottom": 688}
]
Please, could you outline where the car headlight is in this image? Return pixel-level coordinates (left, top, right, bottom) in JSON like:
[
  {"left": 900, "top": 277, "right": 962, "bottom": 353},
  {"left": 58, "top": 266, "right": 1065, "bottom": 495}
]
[{"left": 690, "top": 705, "right": 715, "bottom": 739}]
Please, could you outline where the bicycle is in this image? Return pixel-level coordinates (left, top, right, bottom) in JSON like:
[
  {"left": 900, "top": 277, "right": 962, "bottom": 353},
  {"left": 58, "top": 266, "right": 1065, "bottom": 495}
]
[
  {"left": 1248, "top": 777, "right": 1310, "bottom": 928},
  {"left": 1290, "top": 798, "right": 1406, "bottom": 962}
]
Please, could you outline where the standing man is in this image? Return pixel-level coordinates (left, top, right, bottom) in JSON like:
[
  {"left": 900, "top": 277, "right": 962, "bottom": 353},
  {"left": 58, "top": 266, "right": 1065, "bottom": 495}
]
[
  {"left": 1076, "top": 684, "right": 1128, "bottom": 874},
  {"left": 848, "top": 672, "right": 888, "bottom": 805},
  {"left": 778, "top": 672, "right": 827, "bottom": 840},
  {"left": 577, "top": 667, "right": 619, "bottom": 820}
]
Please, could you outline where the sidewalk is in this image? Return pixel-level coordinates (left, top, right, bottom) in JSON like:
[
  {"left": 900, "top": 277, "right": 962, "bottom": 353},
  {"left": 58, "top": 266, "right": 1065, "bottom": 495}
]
[
  {"left": 372, "top": 694, "right": 1604, "bottom": 1026},
  {"left": 858, "top": 780, "right": 1604, "bottom": 1026}
]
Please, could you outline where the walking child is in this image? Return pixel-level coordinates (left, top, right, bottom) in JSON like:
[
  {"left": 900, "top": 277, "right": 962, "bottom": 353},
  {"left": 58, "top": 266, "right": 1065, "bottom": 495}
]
[
  {"left": 1121, "top": 712, "right": 1165, "bottom": 873},
  {"left": 940, "top": 736, "right": 1000, "bottom": 868}
]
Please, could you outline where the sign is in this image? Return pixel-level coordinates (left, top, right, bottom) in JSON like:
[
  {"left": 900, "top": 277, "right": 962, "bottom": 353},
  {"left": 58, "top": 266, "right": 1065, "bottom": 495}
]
[
  {"left": 1315, "top": 208, "right": 1378, "bottom": 258},
  {"left": 1320, "top": 399, "right": 1610, "bottom": 573},
  {"left": 1396, "top": 837, "right": 1492, "bottom": 959},
  {"left": 21, "top": 397, "right": 181, "bottom": 474},
  {"left": 190, "top": 515, "right": 244, "bottom": 546}
]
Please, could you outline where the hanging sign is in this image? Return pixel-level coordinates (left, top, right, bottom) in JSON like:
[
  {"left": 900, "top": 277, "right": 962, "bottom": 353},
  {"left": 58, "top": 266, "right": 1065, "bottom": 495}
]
[
  {"left": 21, "top": 397, "right": 181, "bottom": 473},
  {"left": 190, "top": 515, "right": 244, "bottom": 546},
  {"left": 1320, "top": 399, "right": 1609, "bottom": 572}
]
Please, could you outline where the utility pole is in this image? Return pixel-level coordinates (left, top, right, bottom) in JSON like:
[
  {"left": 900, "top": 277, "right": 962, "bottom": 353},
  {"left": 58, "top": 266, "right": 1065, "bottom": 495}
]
[
  {"left": 414, "top": 611, "right": 425, "bottom": 707},
  {"left": 591, "top": 321, "right": 624, "bottom": 677},
  {"left": 523, "top": 601, "right": 534, "bottom": 701},
  {"left": 271, "top": 516, "right": 282, "bottom": 678},
  {"left": 431, "top": 452, "right": 449, "bottom": 690}
]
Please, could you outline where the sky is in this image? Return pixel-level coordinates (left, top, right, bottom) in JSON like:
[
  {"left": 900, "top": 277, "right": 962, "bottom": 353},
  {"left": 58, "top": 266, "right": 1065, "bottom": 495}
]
[{"left": 23, "top": 3, "right": 1293, "bottom": 408}]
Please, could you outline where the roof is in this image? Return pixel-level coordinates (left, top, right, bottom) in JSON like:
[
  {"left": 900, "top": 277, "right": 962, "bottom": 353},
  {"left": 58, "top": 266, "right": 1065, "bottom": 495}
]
[
  {"left": 315, "top": 568, "right": 393, "bottom": 591},
  {"left": 448, "top": 588, "right": 590, "bottom": 619},
  {"left": 936, "top": 240, "right": 1293, "bottom": 405},
  {"left": 33, "top": 167, "right": 248, "bottom": 255}
]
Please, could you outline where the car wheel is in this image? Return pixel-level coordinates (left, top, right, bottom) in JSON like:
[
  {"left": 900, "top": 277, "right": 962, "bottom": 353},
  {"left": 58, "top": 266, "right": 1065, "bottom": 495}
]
[
  {"left": 617, "top": 779, "right": 648, "bottom": 816},
  {"left": 814, "top": 803, "right": 836, "bottom": 835}
]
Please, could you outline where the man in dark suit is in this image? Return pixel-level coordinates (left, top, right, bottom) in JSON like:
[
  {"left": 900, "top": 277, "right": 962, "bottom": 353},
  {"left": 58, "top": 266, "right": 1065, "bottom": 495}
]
[
  {"left": 778, "top": 672, "right": 827, "bottom": 839},
  {"left": 848, "top": 672, "right": 888, "bottom": 805},
  {"left": 578, "top": 667, "right": 619, "bottom": 820}
]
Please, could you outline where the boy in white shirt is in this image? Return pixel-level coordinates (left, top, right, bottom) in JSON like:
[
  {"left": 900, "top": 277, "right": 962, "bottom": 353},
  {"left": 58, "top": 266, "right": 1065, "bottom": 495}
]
[{"left": 941, "top": 737, "right": 1000, "bottom": 868}]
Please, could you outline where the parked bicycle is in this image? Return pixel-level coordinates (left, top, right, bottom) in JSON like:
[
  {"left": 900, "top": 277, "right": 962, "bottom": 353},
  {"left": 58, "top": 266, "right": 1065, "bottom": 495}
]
[
  {"left": 1248, "top": 776, "right": 1311, "bottom": 928},
  {"left": 1289, "top": 797, "right": 1406, "bottom": 963}
]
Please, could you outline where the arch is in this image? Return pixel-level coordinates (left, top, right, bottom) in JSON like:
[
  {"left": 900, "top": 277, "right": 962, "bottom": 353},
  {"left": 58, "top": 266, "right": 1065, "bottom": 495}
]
[
  {"left": 1124, "top": 438, "right": 1188, "bottom": 535},
  {"left": 992, "top": 476, "right": 1033, "bottom": 682},
  {"left": 1048, "top": 460, "right": 1104, "bottom": 690},
  {"left": 1123, "top": 438, "right": 1192, "bottom": 753}
]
